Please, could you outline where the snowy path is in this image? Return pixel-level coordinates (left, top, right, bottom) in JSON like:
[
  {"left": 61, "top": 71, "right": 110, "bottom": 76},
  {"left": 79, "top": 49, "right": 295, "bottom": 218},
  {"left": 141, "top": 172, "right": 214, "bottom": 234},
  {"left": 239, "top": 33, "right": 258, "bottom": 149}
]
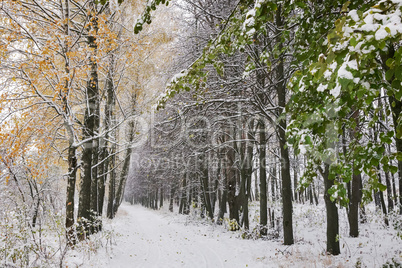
[
  {"left": 74, "top": 203, "right": 402, "bottom": 268},
  {"left": 93, "top": 204, "right": 265, "bottom": 268}
]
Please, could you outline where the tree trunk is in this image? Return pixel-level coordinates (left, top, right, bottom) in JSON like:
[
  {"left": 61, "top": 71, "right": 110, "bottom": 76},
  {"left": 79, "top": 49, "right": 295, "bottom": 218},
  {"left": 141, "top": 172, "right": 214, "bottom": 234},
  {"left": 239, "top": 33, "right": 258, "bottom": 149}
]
[
  {"left": 271, "top": 167, "right": 276, "bottom": 202},
  {"left": 90, "top": 112, "right": 100, "bottom": 232},
  {"left": 384, "top": 171, "right": 394, "bottom": 211},
  {"left": 259, "top": 122, "right": 268, "bottom": 236},
  {"left": 201, "top": 159, "right": 214, "bottom": 220},
  {"left": 313, "top": 182, "right": 319, "bottom": 205},
  {"left": 323, "top": 164, "right": 340, "bottom": 255},
  {"left": 97, "top": 56, "right": 116, "bottom": 219},
  {"left": 382, "top": 43, "right": 402, "bottom": 214},
  {"left": 179, "top": 176, "right": 187, "bottom": 214},
  {"left": 77, "top": 1, "right": 99, "bottom": 239},
  {"left": 239, "top": 124, "right": 253, "bottom": 230},
  {"left": 391, "top": 172, "right": 397, "bottom": 208},
  {"left": 62, "top": 0, "right": 77, "bottom": 245},
  {"left": 217, "top": 167, "right": 228, "bottom": 225},
  {"left": 211, "top": 169, "right": 219, "bottom": 215},
  {"left": 395, "top": 137, "right": 402, "bottom": 214},
  {"left": 106, "top": 172, "right": 116, "bottom": 218},
  {"left": 275, "top": 5, "right": 293, "bottom": 245},
  {"left": 160, "top": 187, "right": 164, "bottom": 208},
  {"left": 293, "top": 162, "right": 298, "bottom": 203},
  {"left": 106, "top": 142, "right": 117, "bottom": 219},
  {"left": 169, "top": 186, "right": 175, "bottom": 212},
  {"left": 227, "top": 143, "right": 239, "bottom": 224},
  {"left": 308, "top": 185, "right": 314, "bottom": 205},
  {"left": 377, "top": 172, "right": 389, "bottom": 226},
  {"left": 113, "top": 121, "right": 135, "bottom": 216},
  {"left": 97, "top": 145, "right": 106, "bottom": 218},
  {"left": 154, "top": 188, "right": 159, "bottom": 210},
  {"left": 255, "top": 172, "right": 259, "bottom": 202},
  {"left": 348, "top": 173, "right": 361, "bottom": 237},
  {"left": 66, "top": 146, "right": 77, "bottom": 245}
]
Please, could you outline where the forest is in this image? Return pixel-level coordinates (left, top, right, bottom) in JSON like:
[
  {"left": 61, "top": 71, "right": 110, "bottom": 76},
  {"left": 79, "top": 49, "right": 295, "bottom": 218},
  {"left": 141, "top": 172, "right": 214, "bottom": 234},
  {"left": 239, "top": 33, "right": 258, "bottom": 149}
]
[{"left": 0, "top": 0, "right": 401, "bottom": 267}]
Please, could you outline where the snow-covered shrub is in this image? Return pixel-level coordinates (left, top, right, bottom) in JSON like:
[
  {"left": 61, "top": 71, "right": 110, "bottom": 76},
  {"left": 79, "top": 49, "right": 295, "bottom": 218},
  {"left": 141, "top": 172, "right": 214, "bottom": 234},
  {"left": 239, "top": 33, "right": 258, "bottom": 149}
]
[
  {"left": 382, "top": 257, "right": 402, "bottom": 268},
  {"left": 0, "top": 161, "right": 70, "bottom": 267},
  {"left": 389, "top": 210, "right": 402, "bottom": 240},
  {"left": 226, "top": 218, "right": 240, "bottom": 231},
  {"left": 0, "top": 208, "right": 34, "bottom": 267},
  {"left": 241, "top": 225, "right": 261, "bottom": 240}
]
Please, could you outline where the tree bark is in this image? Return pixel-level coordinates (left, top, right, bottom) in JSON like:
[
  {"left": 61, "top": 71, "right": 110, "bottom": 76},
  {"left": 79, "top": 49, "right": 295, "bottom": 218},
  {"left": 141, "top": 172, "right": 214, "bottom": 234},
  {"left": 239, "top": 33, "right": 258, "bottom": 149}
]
[
  {"left": 271, "top": 167, "right": 276, "bottom": 202},
  {"left": 217, "top": 165, "right": 228, "bottom": 225},
  {"left": 293, "top": 162, "right": 298, "bottom": 203},
  {"left": 77, "top": 1, "right": 100, "bottom": 238},
  {"left": 97, "top": 56, "right": 116, "bottom": 219},
  {"left": 323, "top": 164, "right": 340, "bottom": 255},
  {"left": 200, "top": 157, "right": 214, "bottom": 219},
  {"left": 385, "top": 171, "right": 394, "bottom": 211},
  {"left": 169, "top": 186, "right": 175, "bottom": 212},
  {"left": 112, "top": 121, "right": 135, "bottom": 216},
  {"left": 348, "top": 173, "right": 361, "bottom": 237},
  {"left": 377, "top": 172, "right": 389, "bottom": 226},
  {"left": 106, "top": 141, "right": 117, "bottom": 219},
  {"left": 160, "top": 187, "right": 164, "bottom": 208},
  {"left": 259, "top": 122, "right": 268, "bottom": 236},
  {"left": 179, "top": 176, "right": 187, "bottom": 214},
  {"left": 66, "top": 146, "right": 77, "bottom": 244},
  {"left": 227, "top": 141, "right": 239, "bottom": 224},
  {"left": 275, "top": 4, "right": 293, "bottom": 245}
]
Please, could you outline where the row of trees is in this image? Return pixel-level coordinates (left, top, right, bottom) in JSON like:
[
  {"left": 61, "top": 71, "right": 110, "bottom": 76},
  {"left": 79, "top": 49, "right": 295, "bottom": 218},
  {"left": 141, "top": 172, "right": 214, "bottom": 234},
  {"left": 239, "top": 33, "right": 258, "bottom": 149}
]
[
  {"left": 126, "top": 0, "right": 402, "bottom": 256},
  {"left": 0, "top": 0, "right": 174, "bottom": 265}
]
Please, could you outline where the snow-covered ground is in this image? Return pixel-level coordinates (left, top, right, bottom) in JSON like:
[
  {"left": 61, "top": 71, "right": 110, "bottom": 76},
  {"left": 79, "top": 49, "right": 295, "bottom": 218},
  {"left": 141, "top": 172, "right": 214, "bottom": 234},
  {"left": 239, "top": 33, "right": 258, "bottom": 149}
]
[{"left": 65, "top": 202, "right": 402, "bottom": 267}]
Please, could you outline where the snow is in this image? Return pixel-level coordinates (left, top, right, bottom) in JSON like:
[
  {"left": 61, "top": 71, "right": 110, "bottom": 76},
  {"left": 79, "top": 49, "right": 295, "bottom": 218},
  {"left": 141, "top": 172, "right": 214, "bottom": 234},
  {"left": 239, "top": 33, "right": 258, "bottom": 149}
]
[
  {"left": 375, "top": 27, "right": 389, "bottom": 40},
  {"left": 242, "top": 0, "right": 266, "bottom": 37},
  {"left": 66, "top": 202, "right": 402, "bottom": 268},
  {"left": 316, "top": 84, "right": 327, "bottom": 92},
  {"left": 324, "top": 70, "right": 332, "bottom": 79},
  {"left": 170, "top": 69, "right": 189, "bottom": 85},
  {"left": 362, "top": 81, "right": 370, "bottom": 89},
  {"left": 347, "top": 59, "right": 358, "bottom": 70},
  {"left": 77, "top": 204, "right": 273, "bottom": 268},
  {"left": 310, "top": 68, "right": 318, "bottom": 75},
  {"left": 330, "top": 83, "right": 341, "bottom": 98},
  {"left": 338, "top": 64, "right": 354, "bottom": 80},
  {"left": 299, "top": 144, "right": 307, "bottom": 154},
  {"left": 349, "top": 10, "right": 360, "bottom": 22}
]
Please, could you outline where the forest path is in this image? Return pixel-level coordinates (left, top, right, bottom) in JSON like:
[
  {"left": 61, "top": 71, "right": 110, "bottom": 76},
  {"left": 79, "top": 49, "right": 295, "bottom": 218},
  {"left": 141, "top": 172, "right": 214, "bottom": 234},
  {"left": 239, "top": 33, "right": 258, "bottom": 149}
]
[
  {"left": 93, "top": 203, "right": 267, "bottom": 268},
  {"left": 78, "top": 203, "right": 400, "bottom": 268}
]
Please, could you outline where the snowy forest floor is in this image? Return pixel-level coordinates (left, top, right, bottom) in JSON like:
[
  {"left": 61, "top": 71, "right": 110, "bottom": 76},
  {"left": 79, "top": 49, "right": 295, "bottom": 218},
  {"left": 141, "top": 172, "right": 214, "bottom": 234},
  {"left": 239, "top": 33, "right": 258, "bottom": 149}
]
[{"left": 65, "top": 202, "right": 402, "bottom": 268}]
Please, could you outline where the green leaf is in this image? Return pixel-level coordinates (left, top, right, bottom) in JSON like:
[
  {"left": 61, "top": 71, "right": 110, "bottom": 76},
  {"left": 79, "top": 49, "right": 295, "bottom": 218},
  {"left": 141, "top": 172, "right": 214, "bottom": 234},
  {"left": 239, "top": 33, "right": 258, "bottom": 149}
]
[
  {"left": 396, "top": 66, "right": 402, "bottom": 81},
  {"left": 372, "top": 158, "right": 380, "bottom": 166},
  {"left": 378, "top": 183, "right": 387, "bottom": 192},
  {"left": 350, "top": 37, "right": 357, "bottom": 47},
  {"left": 357, "top": 89, "right": 365, "bottom": 98},
  {"left": 342, "top": 1, "right": 351, "bottom": 12},
  {"left": 295, "top": 1, "right": 307, "bottom": 8},
  {"left": 208, "top": 54, "right": 216, "bottom": 60},
  {"left": 385, "top": 69, "right": 394, "bottom": 81},
  {"left": 379, "top": 41, "right": 386, "bottom": 50},
  {"left": 392, "top": 81, "right": 402, "bottom": 100},
  {"left": 305, "top": 135, "right": 311, "bottom": 144},
  {"left": 339, "top": 78, "right": 351, "bottom": 88},
  {"left": 390, "top": 165, "right": 398, "bottom": 174},
  {"left": 335, "top": 17, "right": 346, "bottom": 33},
  {"left": 386, "top": 58, "right": 395, "bottom": 68}
]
